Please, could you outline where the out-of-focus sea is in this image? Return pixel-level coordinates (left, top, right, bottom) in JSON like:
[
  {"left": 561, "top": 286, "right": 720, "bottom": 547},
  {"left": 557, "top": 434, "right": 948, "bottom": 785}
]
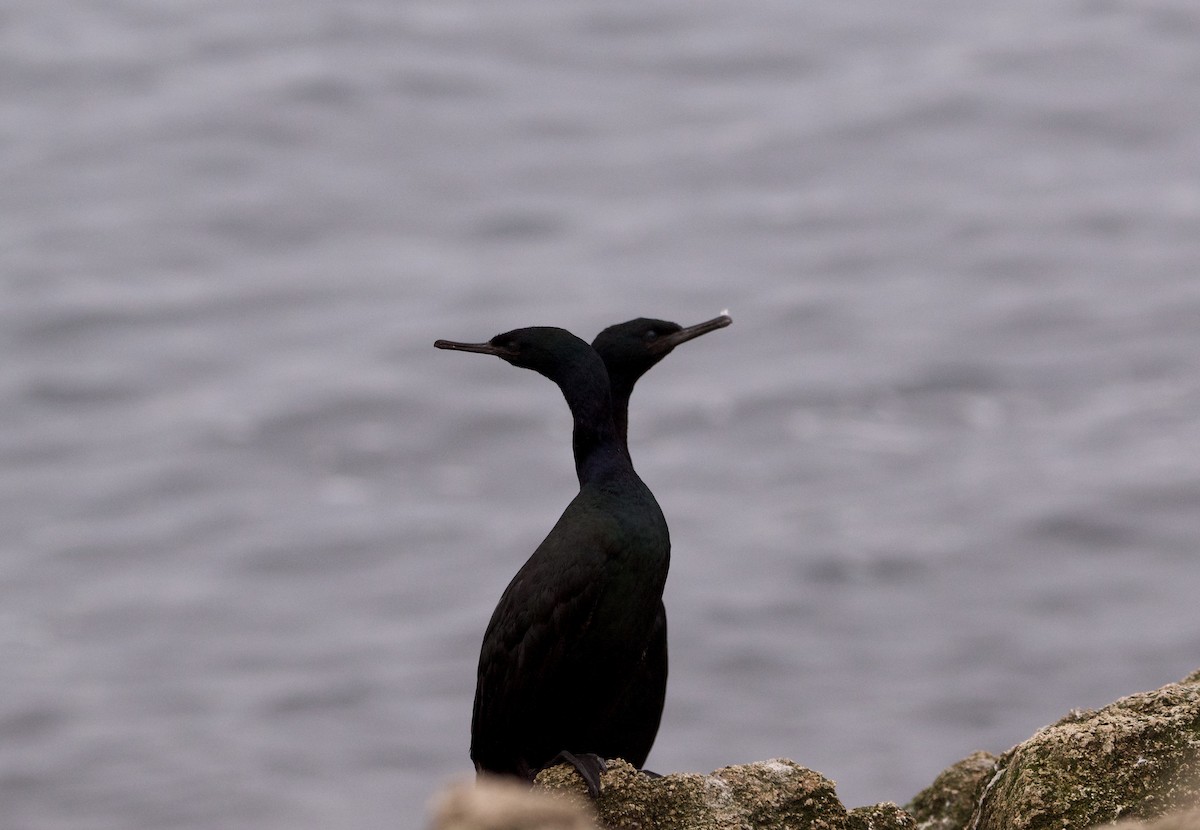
[{"left": 4, "top": 1, "right": 1200, "bottom": 828}]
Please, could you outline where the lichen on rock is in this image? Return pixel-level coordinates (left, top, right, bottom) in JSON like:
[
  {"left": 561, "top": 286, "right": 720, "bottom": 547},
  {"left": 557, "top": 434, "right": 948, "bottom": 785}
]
[{"left": 970, "top": 671, "right": 1200, "bottom": 830}]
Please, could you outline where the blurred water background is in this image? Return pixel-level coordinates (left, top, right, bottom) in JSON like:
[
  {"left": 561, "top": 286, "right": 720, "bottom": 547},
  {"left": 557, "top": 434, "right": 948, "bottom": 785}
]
[{"left": 4, "top": 1, "right": 1200, "bottom": 828}]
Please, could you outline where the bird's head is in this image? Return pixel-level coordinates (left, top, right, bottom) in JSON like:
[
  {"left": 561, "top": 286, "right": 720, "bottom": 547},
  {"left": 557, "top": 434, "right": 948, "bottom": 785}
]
[
  {"left": 591, "top": 314, "right": 731, "bottom": 382},
  {"left": 435, "top": 326, "right": 601, "bottom": 383}
]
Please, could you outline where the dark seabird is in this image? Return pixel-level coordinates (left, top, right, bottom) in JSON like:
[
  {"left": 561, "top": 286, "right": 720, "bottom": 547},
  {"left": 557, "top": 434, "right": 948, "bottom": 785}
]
[
  {"left": 587, "top": 314, "right": 731, "bottom": 776},
  {"left": 435, "top": 326, "right": 671, "bottom": 795}
]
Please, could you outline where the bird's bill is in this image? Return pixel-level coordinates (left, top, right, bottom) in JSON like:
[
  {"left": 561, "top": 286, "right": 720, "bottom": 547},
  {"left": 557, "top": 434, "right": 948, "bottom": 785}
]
[
  {"left": 658, "top": 313, "right": 732, "bottom": 350},
  {"left": 434, "top": 339, "right": 514, "bottom": 357}
]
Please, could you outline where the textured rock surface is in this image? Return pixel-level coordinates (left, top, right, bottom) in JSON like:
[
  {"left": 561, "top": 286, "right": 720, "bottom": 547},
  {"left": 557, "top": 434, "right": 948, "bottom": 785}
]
[
  {"left": 972, "top": 671, "right": 1200, "bottom": 830},
  {"left": 845, "top": 801, "right": 916, "bottom": 829},
  {"left": 905, "top": 750, "right": 999, "bottom": 830},
  {"left": 536, "top": 758, "right": 848, "bottom": 830},
  {"left": 430, "top": 669, "right": 1200, "bottom": 830}
]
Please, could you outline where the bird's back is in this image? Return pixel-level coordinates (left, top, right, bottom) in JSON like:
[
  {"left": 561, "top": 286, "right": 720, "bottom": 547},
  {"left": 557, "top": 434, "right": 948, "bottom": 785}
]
[{"left": 470, "top": 468, "right": 670, "bottom": 777}]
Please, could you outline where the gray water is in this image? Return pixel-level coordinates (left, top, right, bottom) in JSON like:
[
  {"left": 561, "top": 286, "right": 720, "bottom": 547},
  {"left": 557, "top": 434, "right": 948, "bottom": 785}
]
[{"left": 4, "top": 2, "right": 1200, "bottom": 828}]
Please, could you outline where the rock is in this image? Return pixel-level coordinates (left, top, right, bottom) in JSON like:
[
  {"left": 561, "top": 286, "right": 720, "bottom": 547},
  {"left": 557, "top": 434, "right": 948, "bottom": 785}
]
[
  {"left": 846, "top": 801, "right": 917, "bottom": 829},
  {"left": 970, "top": 671, "right": 1200, "bottom": 830},
  {"left": 536, "top": 757, "right": 851, "bottom": 830},
  {"left": 430, "top": 775, "right": 598, "bottom": 830},
  {"left": 905, "top": 750, "right": 999, "bottom": 830},
  {"left": 433, "top": 668, "right": 1200, "bottom": 830},
  {"left": 1109, "top": 807, "right": 1200, "bottom": 830}
]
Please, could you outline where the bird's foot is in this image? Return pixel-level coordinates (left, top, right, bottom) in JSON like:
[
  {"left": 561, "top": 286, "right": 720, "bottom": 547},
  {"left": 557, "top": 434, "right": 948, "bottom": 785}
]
[{"left": 547, "top": 751, "right": 607, "bottom": 798}]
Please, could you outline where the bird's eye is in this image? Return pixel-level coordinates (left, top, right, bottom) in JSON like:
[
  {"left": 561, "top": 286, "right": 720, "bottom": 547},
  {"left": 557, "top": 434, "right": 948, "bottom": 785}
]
[{"left": 642, "top": 330, "right": 658, "bottom": 342}]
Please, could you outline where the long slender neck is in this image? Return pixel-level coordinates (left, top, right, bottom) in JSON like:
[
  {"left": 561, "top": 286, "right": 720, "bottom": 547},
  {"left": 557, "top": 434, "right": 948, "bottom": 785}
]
[
  {"left": 608, "top": 374, "right": 637, "bottom": 457},
  {"left": 554, "top": 357, "right": 629, "bottom": 487}
]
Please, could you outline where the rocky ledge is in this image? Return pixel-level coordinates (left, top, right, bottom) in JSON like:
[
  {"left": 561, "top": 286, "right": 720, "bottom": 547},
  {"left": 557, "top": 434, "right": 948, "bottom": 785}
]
[{"left": 432, "top": 669, "right": 1200, "bottom": 830}]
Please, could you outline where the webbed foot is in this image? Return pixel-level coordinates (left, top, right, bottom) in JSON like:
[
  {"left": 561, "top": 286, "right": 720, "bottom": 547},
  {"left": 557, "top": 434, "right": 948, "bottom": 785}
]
[{"left": 547, "top": 751, "right": 607, "bottom": 798}]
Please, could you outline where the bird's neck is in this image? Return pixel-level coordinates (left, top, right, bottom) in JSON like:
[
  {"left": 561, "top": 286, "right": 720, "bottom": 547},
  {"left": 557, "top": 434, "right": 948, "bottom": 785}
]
[
  {"left": 556, "top": 364, "right": 630, "bottom": 487},
  {"left": 573, "top": 426, "right": 630, "bottom": 485},
  {"left": 609, "top": 379, "right": 636, "bottom": 456}
]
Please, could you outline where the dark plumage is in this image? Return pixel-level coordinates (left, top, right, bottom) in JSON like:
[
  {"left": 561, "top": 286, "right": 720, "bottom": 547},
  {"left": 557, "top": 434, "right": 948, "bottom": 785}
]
[
  {"left": 435, "top": 326, "right": 670, "bottom": 793},
  {"left": 588, "top": 314, "right": 731, "bottom": 776},
  {"left": 434, "top": 315, "right": 730, "bottom": 794}
]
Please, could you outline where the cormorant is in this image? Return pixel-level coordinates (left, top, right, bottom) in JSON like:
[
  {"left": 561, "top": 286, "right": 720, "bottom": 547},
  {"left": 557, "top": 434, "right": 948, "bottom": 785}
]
[
  {"left": 436, "top": 326, "right": 667, "bottom": 795},
  {"left": 434, "top": 316, "right": 730, "bottom": 794},
  {"left": 587, "top": 314, "right": 732, "bottom": 777}
]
